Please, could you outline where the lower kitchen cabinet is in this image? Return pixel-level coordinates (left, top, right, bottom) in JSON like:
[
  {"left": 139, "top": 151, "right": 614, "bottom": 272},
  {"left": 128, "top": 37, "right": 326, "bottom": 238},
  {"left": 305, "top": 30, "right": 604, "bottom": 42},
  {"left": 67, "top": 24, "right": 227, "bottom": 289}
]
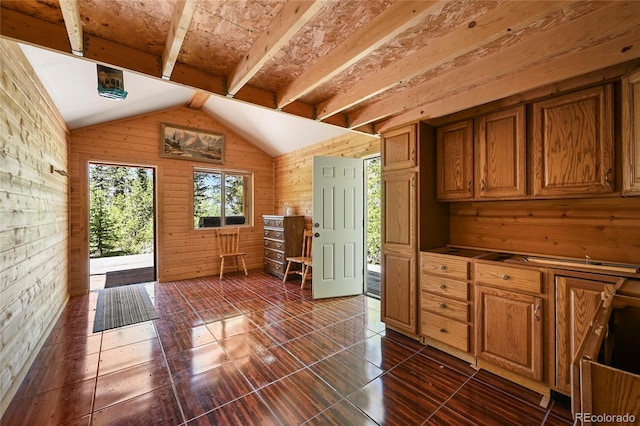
[
  {"left": 476, "top": 285, "right": 544, "bottom": 381},
  {"left": 553, "top": 271, "right": 620, "bottom": 395}
]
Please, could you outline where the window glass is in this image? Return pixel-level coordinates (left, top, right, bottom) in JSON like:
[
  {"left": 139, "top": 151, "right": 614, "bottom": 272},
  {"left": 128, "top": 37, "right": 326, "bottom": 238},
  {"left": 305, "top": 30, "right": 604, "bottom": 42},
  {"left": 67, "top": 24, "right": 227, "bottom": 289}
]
[{"left": 194, "top": 169, "right": 251, "bottom": 228}]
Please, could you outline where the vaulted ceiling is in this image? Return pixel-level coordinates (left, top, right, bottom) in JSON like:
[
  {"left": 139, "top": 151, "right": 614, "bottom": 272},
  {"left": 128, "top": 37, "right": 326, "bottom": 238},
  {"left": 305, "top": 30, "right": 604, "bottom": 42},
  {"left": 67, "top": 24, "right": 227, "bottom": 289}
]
[{"left": 2, "top": 0, "right": 640, "bottom": 136}]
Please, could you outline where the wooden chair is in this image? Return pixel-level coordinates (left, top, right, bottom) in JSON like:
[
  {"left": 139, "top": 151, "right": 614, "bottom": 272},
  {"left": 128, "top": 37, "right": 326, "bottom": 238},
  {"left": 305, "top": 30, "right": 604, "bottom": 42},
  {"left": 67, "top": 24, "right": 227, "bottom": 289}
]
[
  {"left": 215, "top": 227, "right": 248, "bottom": 279},
  {"left": 283, "top": 229, "right": 313, "bottom": 289}
]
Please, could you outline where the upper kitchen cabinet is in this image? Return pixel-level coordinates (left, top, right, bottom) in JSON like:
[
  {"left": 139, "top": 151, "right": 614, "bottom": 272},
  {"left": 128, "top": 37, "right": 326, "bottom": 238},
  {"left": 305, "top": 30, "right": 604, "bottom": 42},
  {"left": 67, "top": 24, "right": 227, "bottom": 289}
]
[
  {"left": 622, "top": 70, "right": 640, "bottom": 195},
  {"left": 437, "top": 120, "right": 473, "bottom": 200},
  {"left": 382, "top": 124, "right": 417, "bottom": 171},
  {"left": 475, "top": 106, "right": 527, "bottom": 199},
  {"left": 532, "top": 85, "right": 614, "bottom": 197}
]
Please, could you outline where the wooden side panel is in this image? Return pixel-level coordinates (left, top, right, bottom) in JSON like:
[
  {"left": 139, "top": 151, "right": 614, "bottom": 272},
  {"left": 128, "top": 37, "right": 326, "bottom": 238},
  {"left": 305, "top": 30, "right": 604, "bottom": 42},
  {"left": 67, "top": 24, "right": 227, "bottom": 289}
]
[
  {"left": 450, "top": 198, "right": 640, "bottom": 264},
  {"left": 0, "top": 40, "right": 69, "bottom": 416},
  {"left": 272, "top": 132, "right": 379, "bottom": 223},
  {"left": 381, "top": 250, "right": 416, "bottom": 333},
  {"left": 69, "top": 107, "right": 274, "bottom": 290},
  {"left": 382, "top": 171, "right": 416, "bottom": 249}
]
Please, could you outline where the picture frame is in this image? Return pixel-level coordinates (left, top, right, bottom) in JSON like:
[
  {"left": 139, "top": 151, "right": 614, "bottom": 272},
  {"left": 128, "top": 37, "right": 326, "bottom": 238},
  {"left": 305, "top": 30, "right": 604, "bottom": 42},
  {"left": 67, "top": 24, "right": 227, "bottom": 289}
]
[{"left": 161, "top": 123, "right": 225, "bottom": 164}]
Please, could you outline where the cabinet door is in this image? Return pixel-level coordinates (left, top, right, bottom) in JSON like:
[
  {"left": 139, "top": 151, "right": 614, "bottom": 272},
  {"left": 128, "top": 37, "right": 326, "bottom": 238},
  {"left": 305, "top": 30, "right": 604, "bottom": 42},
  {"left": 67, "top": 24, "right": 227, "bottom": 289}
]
[
  {"left": 622, "top": 70, "right": 640, "bottom": 195},
  {"left": 476, "top": 106, "right": 526, "bottom": 198},
  {"left": 555, "top": 275, "right": 613, "bottom": 394},
  {"left": 532, "top": 85, "right": 614, "bottom": 196},
  {"left": 381, "top": 170, "right": 417, "bottom": 334},
  {"left": 381, "top": 250, "right": 416, "bottom": 333},
  {"left": 476, "top": 285, "right": 543, "bottom": 381},
  {"left": 437, "top": 120, "right": 473, "bottom": 200},
  {"left": 382, "top": 124, "right": 417, "bottom": 171}
]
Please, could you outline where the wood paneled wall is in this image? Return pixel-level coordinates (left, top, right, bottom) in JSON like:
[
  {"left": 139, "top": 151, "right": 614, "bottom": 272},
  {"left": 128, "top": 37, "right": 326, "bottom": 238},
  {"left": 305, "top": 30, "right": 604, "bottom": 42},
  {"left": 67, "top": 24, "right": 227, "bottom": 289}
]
[
  {"left": 273, "top": 132, "right": 380, "bottom": 223},
  {"left": 69, "top": 108, "right": 274, "bottom": 294},
  {"left": 0, "top": 40, "right": 70, "bottom": 416},
  {"left": 449, "top": 198, "right": 640, "bottom": 264}
]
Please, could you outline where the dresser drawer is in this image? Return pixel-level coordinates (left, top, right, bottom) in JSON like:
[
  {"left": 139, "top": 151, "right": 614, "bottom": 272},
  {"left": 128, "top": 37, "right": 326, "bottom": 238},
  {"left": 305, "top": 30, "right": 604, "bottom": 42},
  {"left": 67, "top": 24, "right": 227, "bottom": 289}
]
[
  {"left": 264, "top": 239, "right": 285, "bottom": 251},
  {"left": 421, "top": 294, "right": 468, "bottom": 322},
  {"left": 421, "top": 274, "right": 469, "bottom": 301},
  {"left": 421, "top": 253, "right": 469, "bottom": 280},
  {"left": 422, "top": 312, "right": 469, "bottom": 352},
  {"left": 264, "top": 228, "right": 285, "bottom": 240},
  {"left": 264, "top": 258, "right": 284, "bottom": 276},
  {"left": 264, "top": 249, "right": 285, "bottom": 262},
  {"left": 263, "top": 217, "right": 284, "bottom": 228},
  {"left": 475, "top": 262, "right": 542, "bottom": 294}
]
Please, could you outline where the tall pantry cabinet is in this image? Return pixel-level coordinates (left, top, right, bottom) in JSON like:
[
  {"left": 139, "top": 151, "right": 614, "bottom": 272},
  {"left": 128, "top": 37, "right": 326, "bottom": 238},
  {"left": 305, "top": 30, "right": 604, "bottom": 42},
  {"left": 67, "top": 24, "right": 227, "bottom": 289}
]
[{"left": 380, "top": 122, "right": 449, "bottom": 336}]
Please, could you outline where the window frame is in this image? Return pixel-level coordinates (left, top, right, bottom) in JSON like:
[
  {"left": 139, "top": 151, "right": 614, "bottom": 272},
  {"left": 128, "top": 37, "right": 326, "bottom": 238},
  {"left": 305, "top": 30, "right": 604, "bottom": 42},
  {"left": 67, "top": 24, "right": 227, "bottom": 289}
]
[{"left": 192, "top": 167, "right": 253, "bottom": 230}]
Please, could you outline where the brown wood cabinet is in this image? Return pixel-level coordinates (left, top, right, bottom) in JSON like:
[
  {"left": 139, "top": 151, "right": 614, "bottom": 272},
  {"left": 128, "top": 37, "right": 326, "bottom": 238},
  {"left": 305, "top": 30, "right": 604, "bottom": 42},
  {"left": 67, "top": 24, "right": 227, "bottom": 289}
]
[
  {"left": 475, "top": 106, "right": 526, "bottom": 199},
  {"left": 381, "top": 124, "right": 417, "bottom": 172},
  {"left": 262, "top": 215, "right": 305, "bottom": 279},
  {"left": 532, "top": 85, "right": 614, "bottom": 197},
  {"left": 381, "top": 123, "right": 449, "bottom": 336},
  {"left": 553, "top": 271, "right": 619, "bottom": 395},
  {"left": 419, "top": 249, "right": 483, "bottom": 353},
  {"left": 622, "top": 70, "right": 640, "bottom": 195},
  {"left": 475, "top": 262, "right": 545, "bottom": 382},
  {"left": 436, "top": 120, "right": 473, "bottom": 200}
]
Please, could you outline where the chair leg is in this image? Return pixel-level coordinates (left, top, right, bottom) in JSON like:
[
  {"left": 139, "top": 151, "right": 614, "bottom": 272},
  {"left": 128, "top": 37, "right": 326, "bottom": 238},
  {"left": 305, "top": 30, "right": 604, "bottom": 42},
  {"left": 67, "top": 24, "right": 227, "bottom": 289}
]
[
  {"left": 283, "top": 261, "right": 292, "bottom": 283},
  {"left": 219, "top": 257, "right": 225, "bottom": 279},
  {"left": 300, "top": 265, "right": 308, "bottom": 289},
  {"left": 240, "top": 256, "right": 248, "bottom": 276}
]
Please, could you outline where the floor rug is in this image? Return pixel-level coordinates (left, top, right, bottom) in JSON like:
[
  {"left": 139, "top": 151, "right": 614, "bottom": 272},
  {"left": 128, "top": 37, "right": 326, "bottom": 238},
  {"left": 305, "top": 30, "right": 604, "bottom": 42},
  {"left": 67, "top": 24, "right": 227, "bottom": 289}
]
[
  {"left": 105, "top": 266, "right": 155, "bottom": 288},
  {"left": 93, "top": 284, "right": 158, "bottom": 332}
]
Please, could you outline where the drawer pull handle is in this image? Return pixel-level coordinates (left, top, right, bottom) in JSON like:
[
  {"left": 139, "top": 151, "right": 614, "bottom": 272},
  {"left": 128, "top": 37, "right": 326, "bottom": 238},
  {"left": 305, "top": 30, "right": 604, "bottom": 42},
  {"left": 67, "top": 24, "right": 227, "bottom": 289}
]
[
  {"left": 438, "top": 265, "right": 446, "bottom": 270},
  {"left": 439, "top": 302, "right": 446, "bottom": 309},
  {"left": 439, "top": 284, "right": 446, "bottom": 290},
  {"left": 534, "top": 304, "right": 541, "bottom": 321},
  {"left": 439, "top": 327, "right": 447, "bottom": 333},
  {"left": 502, "top": 274, "right": 509, "bottom": 280}
]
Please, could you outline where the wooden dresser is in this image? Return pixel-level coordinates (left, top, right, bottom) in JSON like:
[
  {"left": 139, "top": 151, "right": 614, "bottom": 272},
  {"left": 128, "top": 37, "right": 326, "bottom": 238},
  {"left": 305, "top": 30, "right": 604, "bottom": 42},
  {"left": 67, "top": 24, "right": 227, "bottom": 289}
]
[{"left": 262, "top": 215, "right": 306, "bottom": 279}]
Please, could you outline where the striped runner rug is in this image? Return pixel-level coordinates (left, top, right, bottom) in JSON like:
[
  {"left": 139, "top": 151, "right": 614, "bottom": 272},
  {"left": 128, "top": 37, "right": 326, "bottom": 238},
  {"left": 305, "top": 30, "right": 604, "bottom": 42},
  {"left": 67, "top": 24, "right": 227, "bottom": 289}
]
[{"left": 93, "top": 284, "right": 159, "bottom": 332}]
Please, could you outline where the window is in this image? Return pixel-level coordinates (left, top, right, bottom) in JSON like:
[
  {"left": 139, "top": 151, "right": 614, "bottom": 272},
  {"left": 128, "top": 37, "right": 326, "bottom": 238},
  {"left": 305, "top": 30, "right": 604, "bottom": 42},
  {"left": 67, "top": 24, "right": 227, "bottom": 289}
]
[{"left": 193, "top": 169, "right": 252, "bottom": 228}]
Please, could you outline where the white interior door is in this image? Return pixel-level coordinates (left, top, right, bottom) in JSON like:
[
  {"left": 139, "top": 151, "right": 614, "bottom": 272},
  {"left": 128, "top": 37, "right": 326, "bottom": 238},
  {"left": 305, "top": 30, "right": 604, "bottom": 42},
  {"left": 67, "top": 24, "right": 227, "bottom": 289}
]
[{"left": 312, "top": 156, "right": 364, "bottom": 299}]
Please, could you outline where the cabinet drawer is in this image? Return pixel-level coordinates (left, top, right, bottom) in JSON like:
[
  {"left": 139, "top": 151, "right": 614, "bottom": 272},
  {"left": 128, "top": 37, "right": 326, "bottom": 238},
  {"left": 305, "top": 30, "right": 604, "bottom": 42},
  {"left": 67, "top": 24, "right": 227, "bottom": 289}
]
[
  {"left": 475, "top": 263, "right": 542, "bottom": 294},
  {"left": 421, "top": 253, "right": 469, "bottom": 280},
  {"left": 422, "top": 312, "right": 469, "bottom": 352},
  {"left": 264, "top": 249, "right": 285, "bottom": 262},
  {"left": 421, "top": 274, "right": 469, "bottom": 301},
  {"left": 264, "top": 228, "right": 285, "bottom": 240},
  {"left": 264, "top": 258, "right": 284, "bottom": 275},
  {"left": 263, "top": 217, "right": 284, "bottom": 228},
  {"left": 264, "top": 239, "right": 285, "bottom": 251},
  {"left": 421, "top": 294, "right": 468, "bottom": 322}
]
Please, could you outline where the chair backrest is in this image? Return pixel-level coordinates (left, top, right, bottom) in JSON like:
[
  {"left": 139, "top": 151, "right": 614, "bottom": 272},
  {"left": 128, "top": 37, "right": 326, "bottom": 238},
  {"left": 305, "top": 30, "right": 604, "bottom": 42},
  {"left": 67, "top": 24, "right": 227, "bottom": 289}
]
[
  {"left": 301, "top": 229, "right": 313, "bottom": 258},
  {"left": 216, "top": 227, "right": 241, "bottom": 255}
]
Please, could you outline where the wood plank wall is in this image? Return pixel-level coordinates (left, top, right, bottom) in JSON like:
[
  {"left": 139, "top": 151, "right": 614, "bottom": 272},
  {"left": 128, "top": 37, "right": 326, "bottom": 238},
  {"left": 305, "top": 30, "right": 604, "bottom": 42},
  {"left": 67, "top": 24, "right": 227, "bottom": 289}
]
[
  {"left": 449, "top": 198, "right": 640, "bottom": 264},
  {"left": 69, "top": 108, "right": 274, "bottom": 294},
  {"left": 273, "top": 132, "right": 380, "bottom": 224},
  {"left": 0, "top": 40, "right": 70, "bottom": 416}
]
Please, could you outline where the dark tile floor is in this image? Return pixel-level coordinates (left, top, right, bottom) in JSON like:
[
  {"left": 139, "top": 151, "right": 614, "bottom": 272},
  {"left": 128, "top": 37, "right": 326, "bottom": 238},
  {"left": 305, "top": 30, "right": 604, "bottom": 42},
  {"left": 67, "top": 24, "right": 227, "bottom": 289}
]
[{"left": 3, "top": 272, "right": 574, "bottom": 425}]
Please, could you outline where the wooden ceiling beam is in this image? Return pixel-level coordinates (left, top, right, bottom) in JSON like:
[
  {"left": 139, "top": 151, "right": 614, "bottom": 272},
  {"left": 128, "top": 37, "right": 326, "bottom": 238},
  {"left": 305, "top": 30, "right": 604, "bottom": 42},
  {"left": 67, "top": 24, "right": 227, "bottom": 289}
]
[
  {"left": 1, "top": 7, "right": 71, "bottom": 52},
  {"left": 276, "top": 0, "right": 445, "bottom": 109},
  {"left": 316, "top": 1, "right": 567, "bottom": 121},
  {"left": 162, "top": 0, "right": 198, "bottom": 80},
  {"left": 187, "top": 91, "right": 211, "bottom": 109},
  {"left": 377, "top": 30, "right": 640, "bottom": 133},
  {"left": 226, "top": 0, "right": 324, "bottom": 96},
  {"left": 349, "top": 1, "right": 640, "bottom": 129},
  {"left": 58, "top": 0, "right": 83, "bottom": 56}
]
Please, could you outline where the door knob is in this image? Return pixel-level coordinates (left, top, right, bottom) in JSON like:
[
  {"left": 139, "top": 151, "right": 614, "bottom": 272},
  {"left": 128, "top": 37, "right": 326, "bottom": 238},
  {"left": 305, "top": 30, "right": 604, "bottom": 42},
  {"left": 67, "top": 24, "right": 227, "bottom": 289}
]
[
  {"left": 314, "top": 233, "right": 320, "bottom": 238},
  {"left": 314, "top": 223, "right": 320, "bottom": 227}
]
